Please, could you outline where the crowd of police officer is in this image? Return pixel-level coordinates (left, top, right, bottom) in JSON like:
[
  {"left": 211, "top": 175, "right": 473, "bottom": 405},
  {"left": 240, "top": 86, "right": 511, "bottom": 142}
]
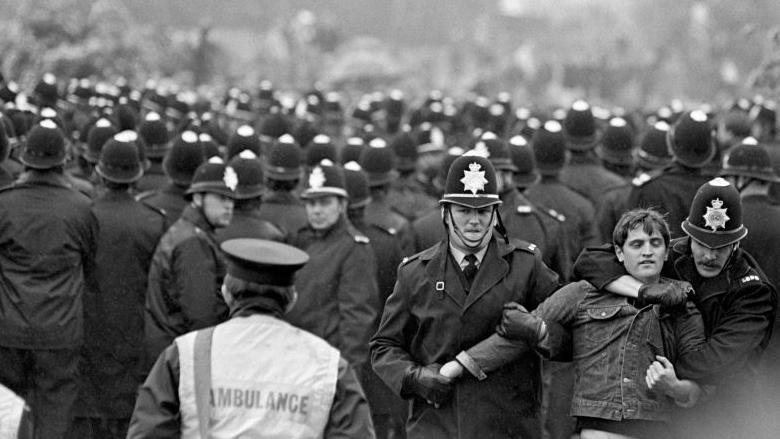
[{"left": 0, "top": 71, "right": 778, "bottom": 438}]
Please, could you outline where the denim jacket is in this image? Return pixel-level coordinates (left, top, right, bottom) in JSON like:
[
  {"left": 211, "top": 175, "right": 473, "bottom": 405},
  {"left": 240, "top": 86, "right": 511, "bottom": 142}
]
[{"left": 537, "top": 279, "right": 706, "bottom": 422}]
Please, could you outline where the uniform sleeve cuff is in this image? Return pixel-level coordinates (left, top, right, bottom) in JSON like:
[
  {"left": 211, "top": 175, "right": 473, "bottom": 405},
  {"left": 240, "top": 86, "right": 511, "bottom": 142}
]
[{"left": 456, "top": 351, "right": 488, "bottom": 381}]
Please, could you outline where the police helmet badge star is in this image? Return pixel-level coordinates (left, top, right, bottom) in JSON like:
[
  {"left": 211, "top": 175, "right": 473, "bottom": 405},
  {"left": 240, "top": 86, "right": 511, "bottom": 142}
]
[
  {"left": 309, "top": 166, "right": 326, "bottom": 189},
  {"left": 703, "top": 198, "right": 729, "bottom": 231},
  {"left": 223, "top": 166, "right": 238, "bottom": 191},
  {"left": 460, "top": 162, "right": 488, "bottom": 195}
]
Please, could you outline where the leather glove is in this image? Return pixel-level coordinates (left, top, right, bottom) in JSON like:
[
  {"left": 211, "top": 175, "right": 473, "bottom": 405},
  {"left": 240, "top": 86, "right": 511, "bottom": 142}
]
[
  {"left": 637, "top": 281, "right": 692, "bottom": 308},
  {"left": 403, "top": 363, "right": 453, "bottom": 406},
  {"left": 497, "top": 302, "right": 544, "bottom": 343}
]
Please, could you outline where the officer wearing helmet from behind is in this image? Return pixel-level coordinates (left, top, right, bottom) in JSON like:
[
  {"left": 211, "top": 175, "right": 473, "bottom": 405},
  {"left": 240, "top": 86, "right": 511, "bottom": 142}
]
[
  {"left": 128, "top": 239, "right": 375, "bottom": 438},
  {"left": 371, "top": 150, "right": 569, "bottom": 439},
  {"left": 574, "top": 177, "right": 777, "bottom": 439},
  {"left": 144, "top": 157, "right": 239, "bottom": 371}
]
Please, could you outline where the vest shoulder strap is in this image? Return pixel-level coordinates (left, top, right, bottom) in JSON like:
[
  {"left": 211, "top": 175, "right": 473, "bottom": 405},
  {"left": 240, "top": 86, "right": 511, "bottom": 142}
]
[{"left": 194, "top": 326, "right": 215, "bottom": 439}]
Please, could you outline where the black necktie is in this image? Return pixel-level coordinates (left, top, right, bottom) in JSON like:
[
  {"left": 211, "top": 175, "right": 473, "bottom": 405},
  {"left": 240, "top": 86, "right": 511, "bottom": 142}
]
[{"left": 463, "top": 254, "right": 478, "bottom": 288}]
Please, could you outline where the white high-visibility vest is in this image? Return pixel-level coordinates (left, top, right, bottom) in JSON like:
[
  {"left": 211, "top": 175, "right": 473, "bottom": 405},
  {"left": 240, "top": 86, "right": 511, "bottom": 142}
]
[
  {"left": 0, "top": 384, "right": 25, "bottom": 439},
  {"left": 176, "top": 314, "right": 340, "bottom": 439}
]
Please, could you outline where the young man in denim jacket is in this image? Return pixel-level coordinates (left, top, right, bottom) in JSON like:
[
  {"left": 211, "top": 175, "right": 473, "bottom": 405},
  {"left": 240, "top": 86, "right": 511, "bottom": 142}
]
[{"left": 441, "top": 208, "right": 707, "bottom": 439}]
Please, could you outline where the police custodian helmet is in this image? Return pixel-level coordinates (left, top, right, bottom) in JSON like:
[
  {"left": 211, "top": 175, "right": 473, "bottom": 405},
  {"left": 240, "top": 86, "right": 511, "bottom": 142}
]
[
  {"left": 439, "top": 150, "right": 502, "bottom": 209},
  {"left": 681, "top": 177, "right": 747, "bottom": 248}
]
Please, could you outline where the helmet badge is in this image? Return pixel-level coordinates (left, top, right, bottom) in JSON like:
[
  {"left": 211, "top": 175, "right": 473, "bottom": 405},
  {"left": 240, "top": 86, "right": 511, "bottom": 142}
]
[
  {"left": 309, "top": 166, "right": 326, "bottom": 189},
  {"left": 223, "top": 166, "right": 238, "bottom": 191},
  {"left": 703, "top": 198, "right": 729, "bottom": 231},
  {"left": 460, "top": 162, "right": 488, "bottom": 195}
]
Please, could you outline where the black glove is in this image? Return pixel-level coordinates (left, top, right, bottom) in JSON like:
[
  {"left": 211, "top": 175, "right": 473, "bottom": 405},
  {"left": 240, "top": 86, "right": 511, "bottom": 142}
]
[
  {"left": 637, "top": 281, "right": 692, "bottom": 308},
  {"left": 497, "top": 302, "right": 544, "bottom": 343},
  {"left": 403, "top": 363, "right": 453, "bottom": 406}
]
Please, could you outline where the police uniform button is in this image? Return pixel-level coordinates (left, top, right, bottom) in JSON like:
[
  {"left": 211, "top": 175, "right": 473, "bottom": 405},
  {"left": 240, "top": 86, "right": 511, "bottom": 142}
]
[{"left": 600, "top": 311, "right": 607, "bottom": 317}]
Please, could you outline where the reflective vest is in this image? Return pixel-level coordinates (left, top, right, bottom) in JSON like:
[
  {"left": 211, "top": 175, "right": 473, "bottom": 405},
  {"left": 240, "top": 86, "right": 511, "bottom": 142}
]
[
  {"left": 176, "top": 314, "right": 340, "bottom": 438},
  {"left": 0, "top": 385, "right": 25, "bottom": 439}
]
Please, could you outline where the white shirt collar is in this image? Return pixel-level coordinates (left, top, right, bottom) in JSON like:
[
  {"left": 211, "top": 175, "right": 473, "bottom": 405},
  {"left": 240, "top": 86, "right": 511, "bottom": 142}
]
[{"left": 449, "top": 243, "right": 488, "bottom": 269}]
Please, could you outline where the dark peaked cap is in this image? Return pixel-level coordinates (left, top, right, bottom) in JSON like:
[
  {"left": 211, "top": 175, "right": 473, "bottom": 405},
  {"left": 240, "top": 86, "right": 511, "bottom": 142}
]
[{"left": 221, "top": 239, "right": 309, "bottom": 286}]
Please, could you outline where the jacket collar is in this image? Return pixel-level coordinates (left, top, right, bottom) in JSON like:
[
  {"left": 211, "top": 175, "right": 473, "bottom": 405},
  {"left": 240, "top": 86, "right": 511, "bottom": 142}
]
[
  {"left": 422, "top": 236, "right": 512, "bottom": 312},
  {"left": 15, "top": 170, "right": 73, "bottom": 189},
  {"left": 180, "top": 203, "right": 215, "bottom": 233}
]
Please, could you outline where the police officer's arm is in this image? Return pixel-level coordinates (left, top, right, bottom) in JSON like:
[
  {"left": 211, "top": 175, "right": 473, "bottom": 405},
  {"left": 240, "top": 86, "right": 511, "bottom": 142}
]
[
  {"left": 675, "top": 282, "right": 776, "bottom": 381},
  {"left": 127, "top": 344, "right": 182, "bottom": 439},
  {"left": 336, "top": 241, "right": 379, "bottom": 371},
  {"left": 454, "top": 258, "right": 576, "bottom": 379},
  {"left": 173, "top": 237, "right": 226, "bottom": 329},
  {"left": 573, "top": 244, "right": 643, "bottom": 296},
  {"left": 370, "top": 266, "right": 419, "bottom": 397},
  {"left": 323, "top": 357, "right": 377, "bottom": 439}
]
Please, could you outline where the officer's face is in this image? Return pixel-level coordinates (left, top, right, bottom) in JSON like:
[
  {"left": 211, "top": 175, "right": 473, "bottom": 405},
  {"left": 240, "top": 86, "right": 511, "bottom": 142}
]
[
  {"left": 615, "top": 226, "right": 667, "bottom": 284},
  {"left": 194, "top": 192, "right": 234, "bottom": 228},
  {"left": 305, "top": 195, "right": 345, "bottom": 230},
  {"left": 690, "top": 238, "right": 735, "bottom": 278},
  {"left": 444, "top": 204, "right": 495, "bottom": 251}
]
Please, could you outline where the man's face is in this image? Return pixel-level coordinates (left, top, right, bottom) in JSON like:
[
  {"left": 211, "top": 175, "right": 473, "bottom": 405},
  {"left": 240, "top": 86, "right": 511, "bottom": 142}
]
[
  {"left": 444, "top": 204, "right": 495, "bottom": 252},
  {"left": 194, "top": 192, "right": 234, "bottom": 228},
  {"left": 690, "top": 238, "right": 734, "bottom": 278},
  {"left": 305, "top": 195, "right": 344, "bottom": 230},
  {"left": 615, "top": 226, "right": 668, "bottom": 284}
]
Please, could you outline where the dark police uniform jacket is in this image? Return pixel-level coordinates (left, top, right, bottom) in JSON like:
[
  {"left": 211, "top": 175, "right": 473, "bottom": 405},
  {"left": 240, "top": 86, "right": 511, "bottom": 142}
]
[
  {"left": 371, "top": 236, "right": 565, "bottom": 439},
  {"left": 78, "top": 190, "right": 167, "bottom": 418},
  {"left": 144, "top": 205, "right": 228, "bottom": 368},
  {"left": 0, "top": 171, "right": 98, "bottom": 349}
]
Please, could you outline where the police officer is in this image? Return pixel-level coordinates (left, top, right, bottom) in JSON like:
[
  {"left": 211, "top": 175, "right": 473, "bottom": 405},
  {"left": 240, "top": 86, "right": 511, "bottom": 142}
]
[
  {"left": 371, "top": 151, "right": 567, "bottom": 438},
  {"left": 73, "top": 132, "right": 167, "bottom": 438},
  {"left": 360, "top": 137, "right": 416, "bottom": 255},
  {"left": 574, "top": 177, "right": 777, "bottom": 439},
  {"left": 216, "top": 150, "right": 287, "bottom": 243},
  {"left": 524, "top": 122, "right": 600, "bottom": 263},
  {"left": 0, "top": 119, "right": 99, "bottom": 439},
  {"left": 144, "top": 157, "right": 239, "bottom": 369},
  {"left": 285, "top": 160, "right": 380, "bottom": 382},
  {"left": 720, "top": 139, "right": 780, "bottom": 417},
  {"left": 135, "top": 111, "right": 170, "bottom": 192},
  {"left": 626, "top": 110, "right": 716, "bottom": 238},
  {"left": 596, "top": 120, "right": 674, "bottom": 241},
  {"left": 136, "top": 130, "right": 206, "bottom": 225},
  {"left": 559, "top": 100, "right": 625, "bottom": 213},
  {"left": 257, "top": 134, "right": 309, "bottom": 238},
  {"left": 128, "top": 239, "right": 375, "bottom": 438},
  {"left": 343, "top": 162, "right": 407, "bottom": 439}
]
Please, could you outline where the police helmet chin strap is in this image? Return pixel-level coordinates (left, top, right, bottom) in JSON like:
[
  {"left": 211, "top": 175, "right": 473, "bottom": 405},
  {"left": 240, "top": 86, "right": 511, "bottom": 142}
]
[{"left": 445, "top": 206, "right": 498, "bottom": 251}]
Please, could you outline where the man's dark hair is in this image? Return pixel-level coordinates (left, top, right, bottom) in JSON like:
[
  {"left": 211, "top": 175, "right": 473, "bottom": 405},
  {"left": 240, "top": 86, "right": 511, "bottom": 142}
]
[
  {"left": 612, "top": 208, "right": 670, "bottom": 249},
  {"left": 223, "top": 273, "right": 293, "bottom": 303}
]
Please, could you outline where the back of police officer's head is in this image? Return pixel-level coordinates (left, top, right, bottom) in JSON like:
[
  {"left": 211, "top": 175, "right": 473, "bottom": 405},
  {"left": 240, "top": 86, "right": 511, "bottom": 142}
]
[{"left": 220, "top": 239, "right": 309, "bottom": 314}]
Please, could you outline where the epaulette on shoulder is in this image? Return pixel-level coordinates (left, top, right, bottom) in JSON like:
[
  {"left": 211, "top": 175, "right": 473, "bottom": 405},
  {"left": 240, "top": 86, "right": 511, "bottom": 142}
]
[
  {"left": 346, "top": 227, "right": 370, "bottom": 244},
  {"left": 139, "top": 200, "right": 167, "bottom": 219},
  {"left": 370, "top": 223, "right": 397, "bottom": 237},
  {"left": 524, "top": 198, "right": 566, "bottom": 222},
  {"left": 509, "top": 238, "right": 539, "bottom": 255},
  {"left": 135, "top": 189, "right": 156, "bottom": 201},
  {"left": 632, "top": 169, "right": 663, "bottom": 187},
  {"left": 739, "top": 274, "right": 762, "bottom": 285},
  {"left": 400, "top": 253, "right": 421, "bottom": 266},
  {"left": 535, "top": 205, "right": 566, "bottom": 222}
]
